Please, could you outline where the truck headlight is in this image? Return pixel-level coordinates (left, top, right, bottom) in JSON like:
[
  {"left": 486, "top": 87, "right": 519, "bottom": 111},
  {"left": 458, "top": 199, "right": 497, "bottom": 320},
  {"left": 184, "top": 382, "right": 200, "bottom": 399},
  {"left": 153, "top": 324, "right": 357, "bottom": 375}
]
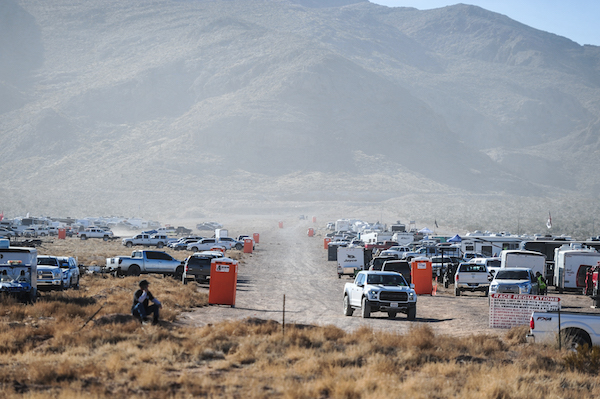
[
  {"left": 490, "top": 284, "right": 498, "bottom": 292},
  {"left": 409, "top": 292, "right": 415, "bottom": 301},
  {"left": 520, "top": 283, "right": 532, "bottom": 294},
  {"left": 53, "top": 270, "right": 61, "bottom": 277},
  {"left": 368, "top": 289, "right": 378, "bottom": 299}
]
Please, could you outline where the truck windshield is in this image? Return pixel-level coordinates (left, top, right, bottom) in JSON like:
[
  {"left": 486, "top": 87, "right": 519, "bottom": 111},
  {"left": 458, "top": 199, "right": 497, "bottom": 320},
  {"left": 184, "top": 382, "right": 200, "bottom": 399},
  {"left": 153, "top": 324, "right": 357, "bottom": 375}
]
[
  {"left": 495, "top": 270, "right": 529, "bottom": 280},
  {"left": 38, "top": 258, "right": 58, "bottom": 266},
  {"left": 367, "top": 274, "right": 407, "bottom": 286}
]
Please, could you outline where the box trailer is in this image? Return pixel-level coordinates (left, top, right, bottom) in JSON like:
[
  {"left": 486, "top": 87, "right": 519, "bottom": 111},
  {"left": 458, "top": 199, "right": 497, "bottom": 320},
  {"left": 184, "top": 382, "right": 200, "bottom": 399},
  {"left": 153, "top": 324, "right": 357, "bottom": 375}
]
[
  {"left": 500, "top": 250, "right": 546, "bottom": 276},
  {"left": 337, "top": 247, "right": 365, "bottom": 278},
  {"left": 554, "top": 247, "right": 600, "bottom": 292}
]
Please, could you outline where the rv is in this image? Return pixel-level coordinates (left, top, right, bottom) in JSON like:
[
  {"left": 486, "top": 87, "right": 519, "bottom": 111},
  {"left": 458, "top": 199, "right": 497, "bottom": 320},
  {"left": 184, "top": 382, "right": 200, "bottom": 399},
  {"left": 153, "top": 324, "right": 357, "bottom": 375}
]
[
  {"left": 554, "top": 246, "right": 600, "bottom": 292},
  {"left": 337, "top": 247, "right": 365, "bottom": 278},
  {"left": 461, "top": 232, "right": 522, "bottom": 257}
]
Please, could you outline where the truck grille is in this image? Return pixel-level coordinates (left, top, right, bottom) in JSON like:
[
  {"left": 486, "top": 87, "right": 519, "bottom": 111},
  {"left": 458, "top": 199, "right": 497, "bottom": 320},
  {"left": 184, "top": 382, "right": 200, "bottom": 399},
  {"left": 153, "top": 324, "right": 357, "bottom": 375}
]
[
  {"left": 380, "top": 292, "right": 408, "bottom": 301},
  {"left": 39, "top": 271, "right": 54, "bottom": 280},
  {"left": 497, "top": 284, "right": 519, "bottom": 294}
]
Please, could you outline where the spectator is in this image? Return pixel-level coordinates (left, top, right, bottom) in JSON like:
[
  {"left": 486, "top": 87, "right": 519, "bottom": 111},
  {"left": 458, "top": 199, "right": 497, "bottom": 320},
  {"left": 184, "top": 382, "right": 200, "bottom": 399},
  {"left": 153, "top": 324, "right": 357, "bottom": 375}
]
[{"left": 132, "top": 279, "right": 162, "bottom": 325}]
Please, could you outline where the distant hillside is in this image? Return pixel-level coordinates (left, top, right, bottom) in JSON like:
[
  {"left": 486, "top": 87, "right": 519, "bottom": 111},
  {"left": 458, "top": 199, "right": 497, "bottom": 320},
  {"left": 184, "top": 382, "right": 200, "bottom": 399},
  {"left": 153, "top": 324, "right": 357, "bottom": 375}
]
[{"left": 0, "top": 0, "right": 599, "bottom": 221}]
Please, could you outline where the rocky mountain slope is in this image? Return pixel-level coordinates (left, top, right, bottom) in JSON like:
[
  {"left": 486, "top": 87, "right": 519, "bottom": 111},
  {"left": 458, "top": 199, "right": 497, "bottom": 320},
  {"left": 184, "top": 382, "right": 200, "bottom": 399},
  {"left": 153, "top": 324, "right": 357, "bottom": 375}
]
[{"left": 0, "top": 0, "right": 599, "bottom": 223}]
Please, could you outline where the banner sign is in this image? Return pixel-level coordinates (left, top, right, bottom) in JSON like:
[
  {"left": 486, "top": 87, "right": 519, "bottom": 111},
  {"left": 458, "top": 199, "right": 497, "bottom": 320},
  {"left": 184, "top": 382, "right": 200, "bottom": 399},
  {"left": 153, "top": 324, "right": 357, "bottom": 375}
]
[{"left": 489, "top": 294, "right": 561, "bottom": 329}]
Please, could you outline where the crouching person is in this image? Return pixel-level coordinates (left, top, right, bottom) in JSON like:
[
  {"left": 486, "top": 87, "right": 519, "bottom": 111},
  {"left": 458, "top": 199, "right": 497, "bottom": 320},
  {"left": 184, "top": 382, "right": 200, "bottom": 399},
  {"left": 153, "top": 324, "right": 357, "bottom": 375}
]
[{"left": 132, "top": 279, "right": 162, "bottom": 325}]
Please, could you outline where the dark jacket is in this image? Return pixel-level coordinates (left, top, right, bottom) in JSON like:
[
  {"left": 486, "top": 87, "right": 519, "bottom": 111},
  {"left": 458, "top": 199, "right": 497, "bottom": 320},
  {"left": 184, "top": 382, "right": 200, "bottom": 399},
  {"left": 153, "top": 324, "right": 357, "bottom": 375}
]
[{"left": 132, "top": 289, "right": 155, "bottom": 310}]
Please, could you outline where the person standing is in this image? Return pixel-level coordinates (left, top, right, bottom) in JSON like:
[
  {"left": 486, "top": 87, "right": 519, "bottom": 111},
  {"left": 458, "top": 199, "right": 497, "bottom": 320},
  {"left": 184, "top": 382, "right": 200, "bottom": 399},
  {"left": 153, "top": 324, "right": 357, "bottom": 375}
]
[
  {"left": 132, "top": 279, "right": 162, "bottom": 325},
  {"left": 536, "top": 272, "right": 547, "bottom": 295}
]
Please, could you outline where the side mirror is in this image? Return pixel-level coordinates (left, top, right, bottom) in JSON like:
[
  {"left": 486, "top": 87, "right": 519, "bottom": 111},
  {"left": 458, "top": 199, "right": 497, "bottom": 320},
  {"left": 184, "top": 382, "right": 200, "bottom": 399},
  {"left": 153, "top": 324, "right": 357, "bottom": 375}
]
[
  {"left": 410, "top": 283, "right": 415, "bottom": 289},
  {"left": 357, "top": 282, "right": 364, "bottom": 287}
]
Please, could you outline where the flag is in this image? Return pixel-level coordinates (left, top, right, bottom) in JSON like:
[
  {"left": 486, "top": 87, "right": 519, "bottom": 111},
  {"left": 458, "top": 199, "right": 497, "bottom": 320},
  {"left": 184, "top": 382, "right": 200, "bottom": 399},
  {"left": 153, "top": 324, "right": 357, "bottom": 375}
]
[
  {"left": 435, "top": 219, "right": 438, "bottom": 228},
  {"left": 546, "top": 212, "right": 552, "bottom": 229},
  {"left": 0, "top": 211, "right": 3, "bottom": 221}
]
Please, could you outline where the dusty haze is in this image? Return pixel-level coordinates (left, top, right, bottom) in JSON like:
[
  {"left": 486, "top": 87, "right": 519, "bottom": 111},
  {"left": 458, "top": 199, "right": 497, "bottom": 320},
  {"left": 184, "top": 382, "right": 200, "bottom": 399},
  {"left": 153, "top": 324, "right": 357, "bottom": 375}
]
[{"left": 1, "top": 0, "right": 599, "bottom": 237}]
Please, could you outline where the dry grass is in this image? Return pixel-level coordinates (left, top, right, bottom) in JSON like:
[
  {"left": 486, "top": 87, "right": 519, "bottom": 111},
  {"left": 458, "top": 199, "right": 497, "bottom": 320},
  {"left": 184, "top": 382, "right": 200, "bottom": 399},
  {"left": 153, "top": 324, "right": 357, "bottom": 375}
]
[{"left": 0, "top": 238, "right": 598, "bottom": 397}]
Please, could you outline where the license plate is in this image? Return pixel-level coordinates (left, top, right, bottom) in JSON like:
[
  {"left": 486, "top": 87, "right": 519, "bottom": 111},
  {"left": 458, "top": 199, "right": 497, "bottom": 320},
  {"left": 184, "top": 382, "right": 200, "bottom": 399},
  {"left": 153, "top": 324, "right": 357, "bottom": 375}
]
[{"left": 391, "top": 302, "right": 399, "bottom": 308}]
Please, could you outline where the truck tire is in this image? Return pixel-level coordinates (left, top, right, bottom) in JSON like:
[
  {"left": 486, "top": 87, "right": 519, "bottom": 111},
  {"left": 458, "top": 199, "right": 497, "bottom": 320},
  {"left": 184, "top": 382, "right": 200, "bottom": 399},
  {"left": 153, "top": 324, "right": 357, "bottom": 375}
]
[
  {"left": 28, "top": 288, "right": 37, "bottom": 304},
  {"left": 235, "top": 243, "right": 243, "bottom": 250},
  {"left": 361, "top": 297, "right": 371, "bottom": 319},
  {"left": 454, "top": 287, "right": 461, "bottom": 296},
  {"left": 103, "top": 236, "right": 109, "bottom": 241},
  {"left": 407, "top": 306, "right": 416, "bottom": 320},
  {"left": 483, "top": 290, "right": 488, "bottom": 297},
  {"left": 343, "top": 295, "right": 353, "bottom": 316},
  {"left": 128, "top": 265, "right": 141, "bottom": 276},
  {"left": 74, "top": 278, "right": 80, "bottom": 290},
  {"left": 191, "top": 247, "right": 199, "bottom": 252},
  {"left": 80, "top": 235, "right": 87, "bottom": 240},
  {"left": 174, "top": 266, "right": 184, "bottom": 280},
  {"left": 157, "top": 242, "right": 164, "bottom": 248},
  {"left": 126, "top": 241, "right": 133, "bottom": 248},
  {"left": 563, "top": 329, "right": 592, "bottom": 350}
]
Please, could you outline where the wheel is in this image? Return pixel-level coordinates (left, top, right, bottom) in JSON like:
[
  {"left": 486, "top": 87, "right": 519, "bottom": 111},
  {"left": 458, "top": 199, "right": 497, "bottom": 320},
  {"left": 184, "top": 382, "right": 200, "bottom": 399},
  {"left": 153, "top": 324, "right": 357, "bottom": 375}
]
[
  {"left": 343, "top": 295, "right": 353, "bottom": 316},
  {"left": 112, "top": 270, "right": 121, "bottom": 278},
  {"left": 563, "top": 330, "right": 591, "bottom": 350},
  {"left": 174, "top": 266, "right": 184, "bottom": 280},
  {"left": 80, "top": 235, "right": 87, "bottom": 240},
  {"left": 103, "top": 236, "right": 109, "bottom": 241},
  {"left": 235, "top": 243, "right": 243, "bottom": 250},
  {"left": 183, "top": 277, "right": 188, "bottom": 285},
  {"left": 74, "top": 278, "right": 80, "bottom": 290},
  {"left": 387, "top": 312, "right": 397, "bottom": 319},
  {"left": 361, "top": 297, "right": 371, "bottom": 319},
  {"left": 157, "top": 242, "right": 164, "bottom": 248},
  {"left": 126, "top": 241, "right": 133, "bottom": 248},
  {"left": 407, "top": 306, "right": 416, "bottom": 320},
  {"left": 191, "top": 247, "right": 199, "bottom": 252},
  {"left": 444, "top": 276, "right": 449, "bottom": 289},
  {"left": 338, "top": 274, "right": 341, "bottom": 279},
  {"left": 28, "top": 288, "right": 37, "bottom": 304},
  {"left": 128, "top": 265, "right": 141, "bottom": 276},
  {"left": 483, "top": 290, "right": 488, "bottom": 297},
  {"left": 454, "top": 287, "right": 461, "bottom": 296}
]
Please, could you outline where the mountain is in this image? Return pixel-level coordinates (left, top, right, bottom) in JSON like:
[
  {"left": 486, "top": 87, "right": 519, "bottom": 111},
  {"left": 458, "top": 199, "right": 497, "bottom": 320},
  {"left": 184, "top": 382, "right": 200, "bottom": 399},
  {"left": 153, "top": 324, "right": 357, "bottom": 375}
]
[{"left": 1, "top": 0, "right": 599, "bottom": 224}]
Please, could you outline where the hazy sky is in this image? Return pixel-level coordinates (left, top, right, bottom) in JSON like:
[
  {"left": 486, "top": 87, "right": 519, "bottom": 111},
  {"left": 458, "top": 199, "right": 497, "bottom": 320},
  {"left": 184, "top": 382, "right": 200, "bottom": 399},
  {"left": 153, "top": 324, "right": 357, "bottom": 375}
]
[{"left": 371, "top": 1, "right": 600, "bottom": 46}]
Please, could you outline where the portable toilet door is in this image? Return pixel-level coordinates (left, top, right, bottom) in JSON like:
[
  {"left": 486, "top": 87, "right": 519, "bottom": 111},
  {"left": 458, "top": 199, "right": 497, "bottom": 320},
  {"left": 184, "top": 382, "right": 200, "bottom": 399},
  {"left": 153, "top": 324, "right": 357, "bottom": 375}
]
[{"left": 411, "top": 257, "right": 433, "bottom": 295}]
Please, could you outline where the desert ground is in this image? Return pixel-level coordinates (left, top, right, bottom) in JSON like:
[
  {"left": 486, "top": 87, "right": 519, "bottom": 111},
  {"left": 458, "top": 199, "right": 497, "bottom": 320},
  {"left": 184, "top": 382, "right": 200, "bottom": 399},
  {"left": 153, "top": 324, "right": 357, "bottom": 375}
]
[{"left": 38, "top": 215, "right": 600, "bottom": 336}]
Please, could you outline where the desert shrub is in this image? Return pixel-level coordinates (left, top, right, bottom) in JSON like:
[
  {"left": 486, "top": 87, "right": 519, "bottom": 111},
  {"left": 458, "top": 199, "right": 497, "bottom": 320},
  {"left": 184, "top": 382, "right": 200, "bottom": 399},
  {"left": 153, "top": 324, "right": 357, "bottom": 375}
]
[{"left": 564, "top": 344, "right": 600, "bottom": 374}]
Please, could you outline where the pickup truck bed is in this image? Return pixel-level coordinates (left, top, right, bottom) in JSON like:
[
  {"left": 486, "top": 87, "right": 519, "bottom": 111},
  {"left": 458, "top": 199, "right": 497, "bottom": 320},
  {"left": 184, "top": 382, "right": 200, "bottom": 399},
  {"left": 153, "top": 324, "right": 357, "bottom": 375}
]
[{"left": 527, "top": 311, "right": 600, "bottom": 348}]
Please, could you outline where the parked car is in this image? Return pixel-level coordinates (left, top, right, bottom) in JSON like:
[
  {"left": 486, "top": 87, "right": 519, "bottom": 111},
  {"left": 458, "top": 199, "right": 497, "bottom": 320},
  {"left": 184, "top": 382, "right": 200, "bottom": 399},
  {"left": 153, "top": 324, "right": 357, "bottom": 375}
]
[
  {"left": 381, "top": 260, "right": 411, "bottom": 284},
  {"left": 105, "top": 250, "right": 184, "bottom": 277},
  {"left": 489, "top": 268, "right": 539, "bottom": 297},
  {"left": 37, "top": 256, "right": 65, "bottom": 291},
  {"left": 182, "top": 251, "right": 224, "bottom": 283},
  {"left": 168, "top": 236, "right": 204, "bottom": 250},
  {"left": 57, "top": 256, "right": 80, "bottom": 289},
  {"left": 454, "top": 262, "right": 490, "bottom": 296},
  {"left": 196, "top": 222, "right": 223, "bottom": 231},
  {"left": 0, "top": 227, "right": 16, "bottom": 238},
  {"left": 23, "top": 228, "right": 37, "bottom": 238}
]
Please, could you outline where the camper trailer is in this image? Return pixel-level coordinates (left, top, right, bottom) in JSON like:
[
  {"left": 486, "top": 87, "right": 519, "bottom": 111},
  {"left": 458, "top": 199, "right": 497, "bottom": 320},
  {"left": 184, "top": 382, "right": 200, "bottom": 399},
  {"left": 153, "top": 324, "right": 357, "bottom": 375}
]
[
  {"left": 461, "top": 232, "right": 522, "bottom": 257},
  {"left": 554, "top": 246, "right": 600, "bottom": 292},
  {"left": 500, "top": 250, "right": 546, "bottom": 277}
]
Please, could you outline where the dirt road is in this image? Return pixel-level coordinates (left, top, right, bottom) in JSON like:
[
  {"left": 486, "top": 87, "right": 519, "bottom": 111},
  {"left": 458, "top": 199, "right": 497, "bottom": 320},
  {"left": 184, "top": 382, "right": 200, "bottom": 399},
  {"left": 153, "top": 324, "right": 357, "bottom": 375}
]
[{"left": 180, "top": 218, "right": 599, "bottom": 336}]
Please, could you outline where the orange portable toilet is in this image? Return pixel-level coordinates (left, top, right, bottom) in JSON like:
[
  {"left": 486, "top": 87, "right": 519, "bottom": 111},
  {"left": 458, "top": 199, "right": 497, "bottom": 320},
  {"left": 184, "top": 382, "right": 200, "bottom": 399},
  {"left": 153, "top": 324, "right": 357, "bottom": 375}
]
[
  {"left": 58, "top": 228, "right": 66, "bottom": 239},
  {"left": 278, "top": 221, "right": 283, "bottom": 228},
  {"left": 411, "top": 257, "right": 433, "bottom": 295},
  {"left": 208, "top": 258, "right": 238, "bottom": 307},
  {"left": 253, "top": 233, "right": 260, "bottom": 244},
  {"left": 312, "top": 216, "right": 317, "bottom": 223},
  {"left": 324, "top": 237, "right": 332, "bottom": 249},
  {"left": 243, "top": 238, "right": 253, "bottom": 253},
  {"left": 307, "top": 228, "right": 314, "bottom": 237}
]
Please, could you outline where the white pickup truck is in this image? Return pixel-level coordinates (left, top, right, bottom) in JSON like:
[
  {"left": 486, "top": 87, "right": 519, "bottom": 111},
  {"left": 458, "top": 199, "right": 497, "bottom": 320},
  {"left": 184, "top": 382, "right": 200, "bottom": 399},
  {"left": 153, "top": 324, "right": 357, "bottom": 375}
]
[
  {"left": 454, "top": 262, "right": 490, "bottom": 296},
  {"left": 78, "top": 228, "right": 114, "bottom": 241},
  {"left": 343, "top": 270, "right": 417, "bottom": 319},
  {"left": 106, "top": 250, "right": 184, "bottom": 278},
  {"left": 527, "top": 311, "right": 600, "bottom": 349},
  {"left": 122, "top": 234, "right": 175, "bottom": 248}
]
